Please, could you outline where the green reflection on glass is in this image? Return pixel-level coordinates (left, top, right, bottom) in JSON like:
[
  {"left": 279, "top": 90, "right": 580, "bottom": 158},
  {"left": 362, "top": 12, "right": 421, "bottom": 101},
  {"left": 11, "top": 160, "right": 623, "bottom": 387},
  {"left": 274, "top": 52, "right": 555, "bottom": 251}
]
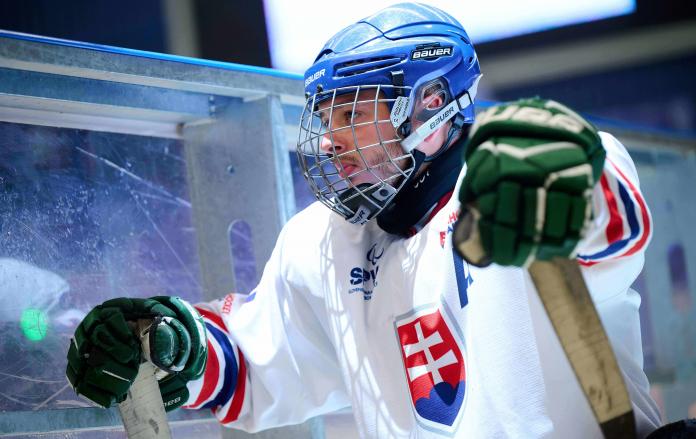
[{"left": 20, "top": 308, "right": 49, "bottom": 341}]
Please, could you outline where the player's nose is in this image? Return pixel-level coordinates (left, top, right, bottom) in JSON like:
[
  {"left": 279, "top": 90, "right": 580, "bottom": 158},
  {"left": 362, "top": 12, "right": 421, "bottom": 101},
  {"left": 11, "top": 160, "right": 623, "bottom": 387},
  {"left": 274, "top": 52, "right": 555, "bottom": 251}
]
[{"left": 320, "top": 133, "right": 347, "bottom": 155}]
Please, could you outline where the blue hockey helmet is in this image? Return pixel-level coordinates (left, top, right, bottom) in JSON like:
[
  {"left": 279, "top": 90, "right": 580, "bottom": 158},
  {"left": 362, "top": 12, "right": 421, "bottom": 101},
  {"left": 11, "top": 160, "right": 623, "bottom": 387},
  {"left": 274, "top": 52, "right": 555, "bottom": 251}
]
[{"left": 297, "top": 3, "right": 482, "bottom": 224}]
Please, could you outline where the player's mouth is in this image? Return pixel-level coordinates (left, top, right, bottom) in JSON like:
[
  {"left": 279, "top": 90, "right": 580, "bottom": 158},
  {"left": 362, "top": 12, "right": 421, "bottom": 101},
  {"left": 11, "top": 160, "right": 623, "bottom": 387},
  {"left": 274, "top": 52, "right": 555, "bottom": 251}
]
[{"left": 337, "top": 161, "right": 362, "bottom": 180}]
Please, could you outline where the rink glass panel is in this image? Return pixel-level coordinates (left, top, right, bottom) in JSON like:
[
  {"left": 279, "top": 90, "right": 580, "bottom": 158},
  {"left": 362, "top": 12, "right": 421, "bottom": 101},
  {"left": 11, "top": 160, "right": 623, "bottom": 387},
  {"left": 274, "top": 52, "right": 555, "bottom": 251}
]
[
  {"left": 0, "top": 31, "right": 305, "bottom": 438},
  {"left": 0, "top": 124, "right": 201, "bottom": 411}
]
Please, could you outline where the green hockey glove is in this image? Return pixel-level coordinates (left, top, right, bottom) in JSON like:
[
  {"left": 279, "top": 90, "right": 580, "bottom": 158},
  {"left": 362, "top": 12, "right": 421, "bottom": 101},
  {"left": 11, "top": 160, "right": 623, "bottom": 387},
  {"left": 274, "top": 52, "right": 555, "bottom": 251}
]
[
  {"left": 66, "top": 296, "right": 207, "bottom": 411},
  {"left": 456, "top": 97, "right": 606, "bottom": 267}
]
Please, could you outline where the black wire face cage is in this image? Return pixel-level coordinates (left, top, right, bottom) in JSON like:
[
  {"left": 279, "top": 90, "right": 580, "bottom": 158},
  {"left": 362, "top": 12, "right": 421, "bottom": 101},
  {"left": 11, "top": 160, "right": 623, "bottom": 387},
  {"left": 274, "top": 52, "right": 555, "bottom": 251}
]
[{"left": 297, "top": 85, "right": 417, "bottom": 223}]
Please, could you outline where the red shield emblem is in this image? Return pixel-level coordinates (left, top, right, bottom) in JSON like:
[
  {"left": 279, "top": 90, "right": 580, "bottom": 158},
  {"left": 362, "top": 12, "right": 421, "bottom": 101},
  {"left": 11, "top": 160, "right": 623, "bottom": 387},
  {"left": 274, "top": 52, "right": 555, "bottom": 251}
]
[{"left": 395, "top": 303, "right": 466, "bottom": 434}]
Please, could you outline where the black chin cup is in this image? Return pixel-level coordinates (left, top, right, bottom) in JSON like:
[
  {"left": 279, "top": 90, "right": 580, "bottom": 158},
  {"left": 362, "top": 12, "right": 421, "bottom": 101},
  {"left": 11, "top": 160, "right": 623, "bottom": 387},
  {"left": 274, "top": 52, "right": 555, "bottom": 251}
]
[{"left": 335, "top": 183, "right": 397, "bottom": 225}]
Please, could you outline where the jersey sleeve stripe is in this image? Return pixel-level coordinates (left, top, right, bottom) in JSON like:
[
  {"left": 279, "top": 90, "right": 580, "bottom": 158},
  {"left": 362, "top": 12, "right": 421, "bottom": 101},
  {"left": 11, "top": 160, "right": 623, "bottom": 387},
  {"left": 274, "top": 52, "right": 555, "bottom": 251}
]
[
  {"left": 577, "top": 159, "right": 650, "bottom": 264},
  {"left": 184, "top": 337, "right": 221, "bottom": 409},
  {"left": 599, "top": 173, "right": 624, "bottom": 244},
  {"left": 578, "top": 177, "right": 638, "bottom": 260},
  {"left": 610, "top": 160, "right": 651, "bottom": 257},
  {"left": 189, "top": 305, "right": 244, "bottom": 413},
  {"left": 217, "top": 348, "right": 247, "bottom": 425},
  {"left": 202, "top": 323, "right": 238, "bottom": 410}
]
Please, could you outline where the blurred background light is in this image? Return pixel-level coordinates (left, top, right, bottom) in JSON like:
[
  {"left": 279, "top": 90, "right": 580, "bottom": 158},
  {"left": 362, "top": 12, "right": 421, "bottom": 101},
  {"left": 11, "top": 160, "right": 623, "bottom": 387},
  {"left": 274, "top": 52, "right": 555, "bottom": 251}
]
[
  {"left": 263, "top": 0, "right": 636, "bottom": 73},
  {"left": 20, "top": 308, "right": 49, "bottom": 342}
]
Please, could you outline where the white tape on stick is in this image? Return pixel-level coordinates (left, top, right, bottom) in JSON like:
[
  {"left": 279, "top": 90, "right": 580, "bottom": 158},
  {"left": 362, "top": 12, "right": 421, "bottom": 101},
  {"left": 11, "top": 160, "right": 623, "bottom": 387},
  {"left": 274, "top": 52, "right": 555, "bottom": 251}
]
[{"left": 118, "top": 321, "right": 172, "bottom": 439}]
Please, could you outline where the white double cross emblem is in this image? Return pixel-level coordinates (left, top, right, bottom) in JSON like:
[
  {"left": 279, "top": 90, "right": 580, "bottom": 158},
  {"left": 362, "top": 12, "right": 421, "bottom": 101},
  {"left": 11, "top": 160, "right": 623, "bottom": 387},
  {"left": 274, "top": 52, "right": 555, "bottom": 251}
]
[{"left": 403, "top": 321, "right": 457, "bottom": 384}]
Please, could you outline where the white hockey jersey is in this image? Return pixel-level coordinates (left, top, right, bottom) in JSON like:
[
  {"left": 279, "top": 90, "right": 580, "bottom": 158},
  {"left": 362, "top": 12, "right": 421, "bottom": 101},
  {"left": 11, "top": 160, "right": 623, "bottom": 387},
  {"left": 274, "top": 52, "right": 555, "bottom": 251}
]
[{"left": 183, "top": 132, "right": 661, "bottom": 438}]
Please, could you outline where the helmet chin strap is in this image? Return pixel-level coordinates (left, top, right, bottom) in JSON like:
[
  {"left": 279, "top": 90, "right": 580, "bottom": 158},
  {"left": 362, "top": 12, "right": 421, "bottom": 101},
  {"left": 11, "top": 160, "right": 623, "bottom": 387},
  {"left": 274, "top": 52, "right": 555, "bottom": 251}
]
[{"left": 424, "top": 113, "right": 466, "bottom": 163}]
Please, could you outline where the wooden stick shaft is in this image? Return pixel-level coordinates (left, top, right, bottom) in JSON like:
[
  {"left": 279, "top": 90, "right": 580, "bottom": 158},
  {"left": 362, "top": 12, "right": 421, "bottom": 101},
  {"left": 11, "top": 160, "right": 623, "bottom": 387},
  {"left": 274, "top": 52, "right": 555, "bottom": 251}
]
[
  {"left": 529, "top": 258, "right": 635, "bottom": 439},
  {"left": 118, "top": 321, "right": 172, "bottom": 439}
]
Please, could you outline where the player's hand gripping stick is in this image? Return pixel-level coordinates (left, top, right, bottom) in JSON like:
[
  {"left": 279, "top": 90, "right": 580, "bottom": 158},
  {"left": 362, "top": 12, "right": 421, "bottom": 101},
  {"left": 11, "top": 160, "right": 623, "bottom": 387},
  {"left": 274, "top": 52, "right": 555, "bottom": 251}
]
[
  {"left": 118, "top": 318, "right": 179, "bottom": 439},
  {"left": 454, "top": 208, "right": 636, "bottom": 439}
]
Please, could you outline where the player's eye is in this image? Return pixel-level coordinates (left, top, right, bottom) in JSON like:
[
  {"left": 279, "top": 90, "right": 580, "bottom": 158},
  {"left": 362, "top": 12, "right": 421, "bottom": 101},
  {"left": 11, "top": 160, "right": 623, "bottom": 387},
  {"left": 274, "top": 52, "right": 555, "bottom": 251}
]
[
  {"left": 348, "top": 111, "right": 363, "bottom": 123},
  {"left": 315, "top": 112, "right": 329, "bottom": 129}
]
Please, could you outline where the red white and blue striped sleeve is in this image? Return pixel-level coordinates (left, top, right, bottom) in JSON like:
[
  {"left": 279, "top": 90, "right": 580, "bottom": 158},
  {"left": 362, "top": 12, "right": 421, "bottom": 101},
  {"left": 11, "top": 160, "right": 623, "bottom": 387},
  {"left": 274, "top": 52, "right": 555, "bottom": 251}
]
[
  {"left": 576, "top": 132, "right": 652, "bottom": 266},
  {"left": 183, "top": 297, "right": 248, "bottom": 426}
]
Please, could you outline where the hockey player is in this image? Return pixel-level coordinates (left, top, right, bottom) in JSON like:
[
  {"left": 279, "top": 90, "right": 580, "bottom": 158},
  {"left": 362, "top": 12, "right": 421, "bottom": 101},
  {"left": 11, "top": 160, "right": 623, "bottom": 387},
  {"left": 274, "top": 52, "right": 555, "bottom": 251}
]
[{"left": 66, "top": 3, "right": 662, "bottom": 437}]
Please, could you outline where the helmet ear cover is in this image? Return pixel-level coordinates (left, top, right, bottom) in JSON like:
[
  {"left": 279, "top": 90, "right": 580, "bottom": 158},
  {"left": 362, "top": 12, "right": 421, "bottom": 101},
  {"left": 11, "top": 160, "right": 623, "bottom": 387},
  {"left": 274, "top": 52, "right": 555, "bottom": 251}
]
[
  {"left": 411, "top": 78, "right": 452, "bottom": 124},
  {"left": 392, "top": 78, "right": 451, "bottom": 139}
]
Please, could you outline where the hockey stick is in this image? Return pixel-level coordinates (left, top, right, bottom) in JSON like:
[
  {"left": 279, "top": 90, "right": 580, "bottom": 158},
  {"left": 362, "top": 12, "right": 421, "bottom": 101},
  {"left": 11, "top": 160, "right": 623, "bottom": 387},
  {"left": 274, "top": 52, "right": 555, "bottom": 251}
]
[
  {"left": 454, "top": 210, "right": 636, "bottom": 439},
  {"left": 117, "top": 319, "right": 173, "bottom": 439}
]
